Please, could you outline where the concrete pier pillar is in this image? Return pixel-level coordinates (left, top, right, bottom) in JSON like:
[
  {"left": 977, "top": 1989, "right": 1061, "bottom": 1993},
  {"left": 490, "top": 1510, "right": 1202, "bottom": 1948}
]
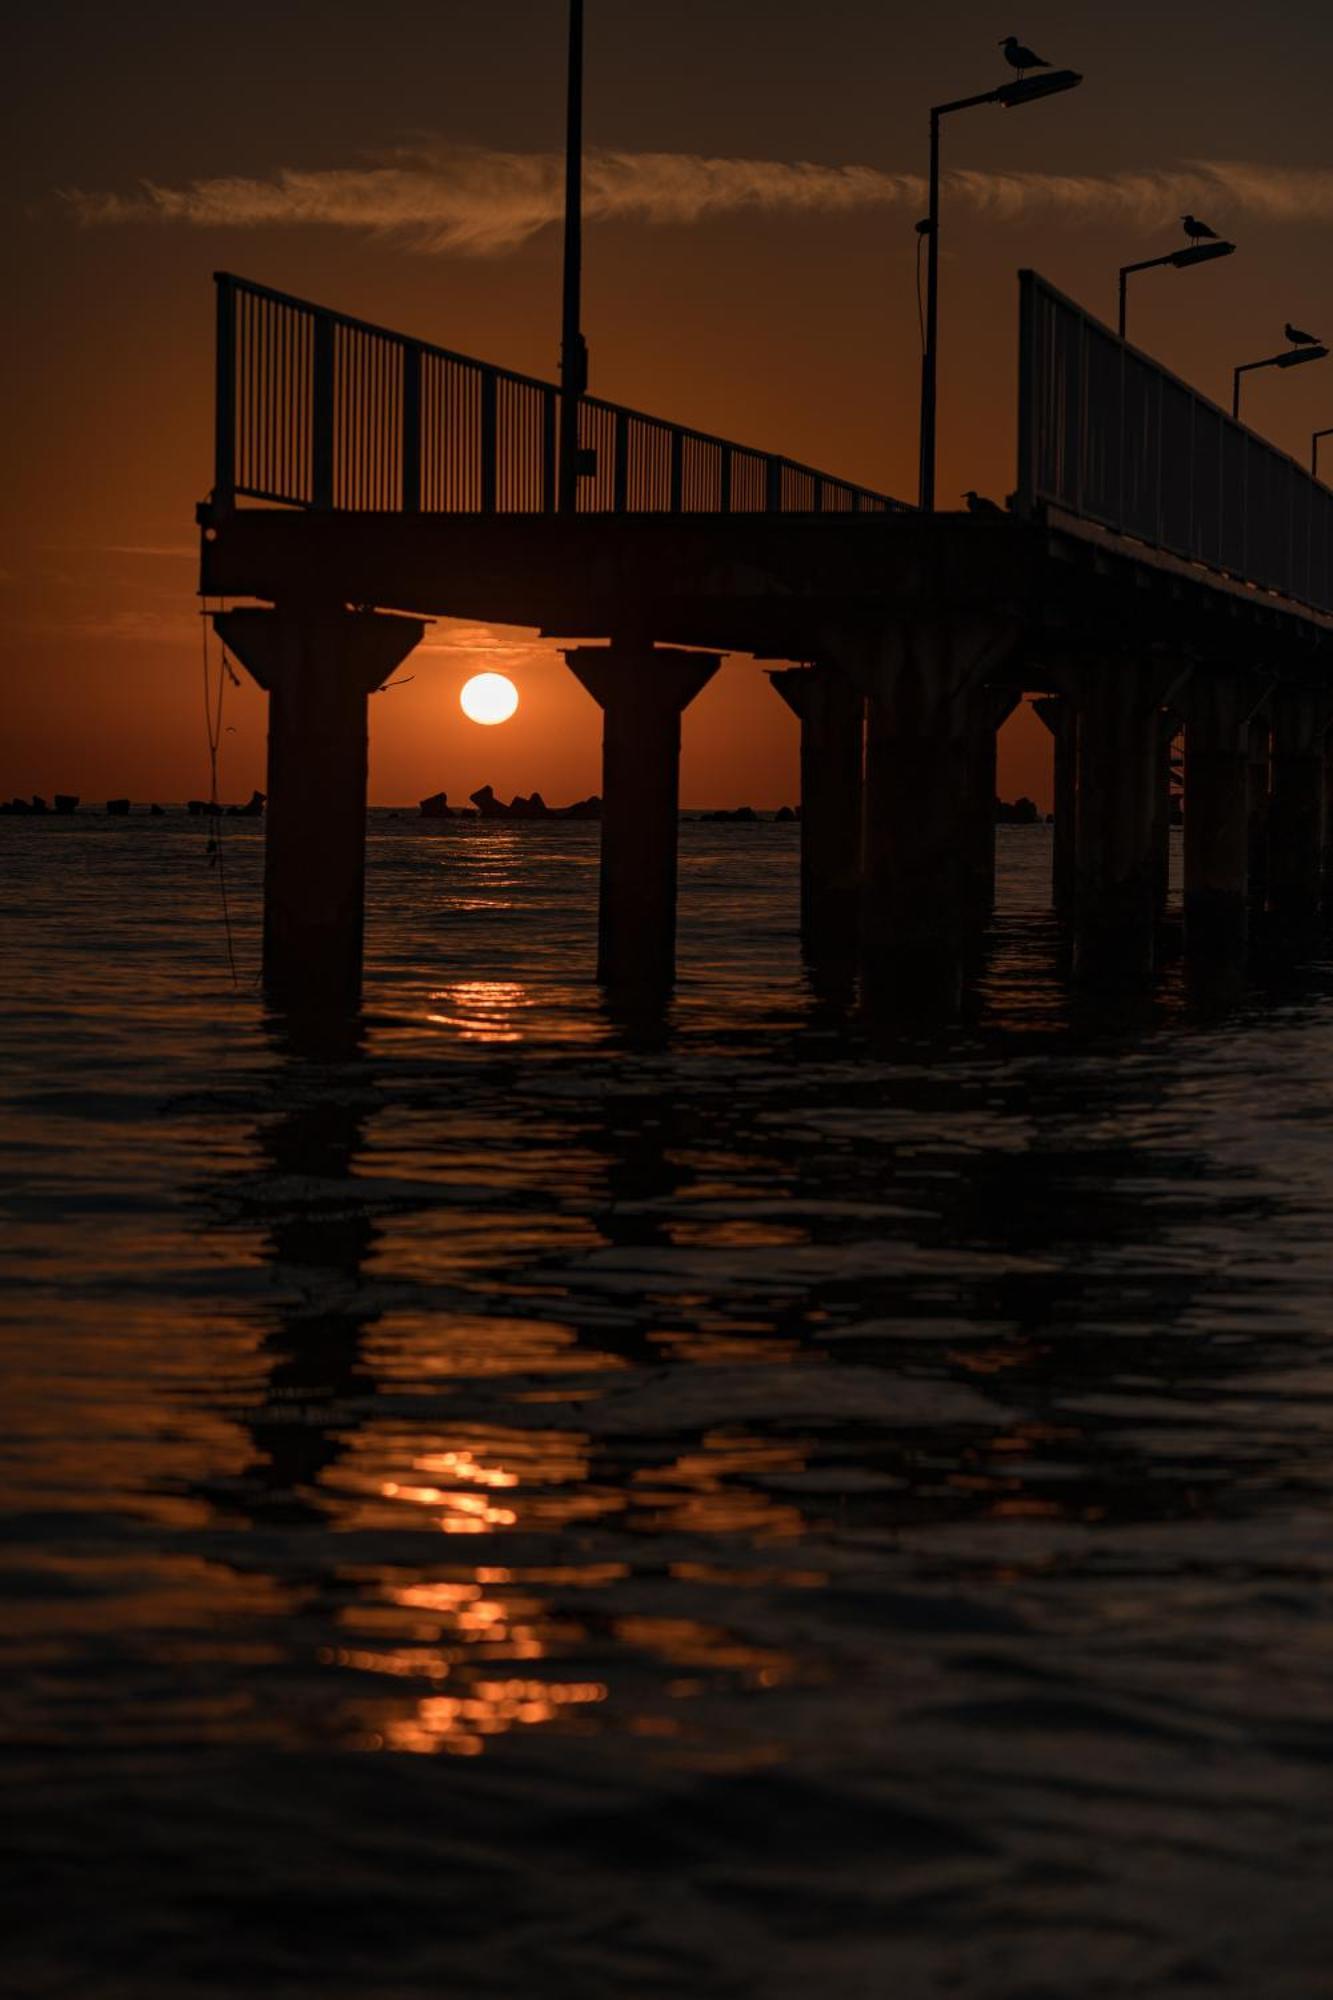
[
  {"left": 214, "top": 604, "right": 424, "bottom": 1009},
  {"left": 1151, "top": 714, "right": 1180, "bottom": 929},
  {"left": 1322, "top": 732, "right": 1333, "bottom": 924},
  {"left": 1071, "top": 660, "right": 1175, "bottom": 985},
  {"left": 1268, "top": 688, "right": 1328, "bottom": 931},
  {"left": 1032, "top": 695, "right": 1076, "bottom": 919},
  {"left": 861, "top": 711, "right": 965, "bottom": 1009},
  {"left": 768, "top": 662, "right": 864, "bottom": 964},
  {"left": 840, "top": 618, "right": 1017, "bottom": 1015},
  {"left": 962, "top": 688, "right": 1020, "bottom": 928},
  {"left": 1181, "top": 677, "right": 1257, "bottom": 967},
  {"left": 565, "top": 644, "right": 721, "bottom": 990},
  {"left": 1246, "top": 712, "right": 1271, "bottom": 915}
]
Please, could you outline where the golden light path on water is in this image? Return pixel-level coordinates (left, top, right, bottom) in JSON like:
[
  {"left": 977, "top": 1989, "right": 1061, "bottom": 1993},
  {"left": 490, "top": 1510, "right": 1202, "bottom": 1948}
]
[{"left": 12, "top": 815, "right": 1333, "bottom": 1993}]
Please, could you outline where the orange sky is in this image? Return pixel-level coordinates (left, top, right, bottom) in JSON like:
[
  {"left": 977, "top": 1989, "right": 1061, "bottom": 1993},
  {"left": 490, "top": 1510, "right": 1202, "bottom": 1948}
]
[{"left": 5, "top": 0, "right": 1333, "bottom": 809}]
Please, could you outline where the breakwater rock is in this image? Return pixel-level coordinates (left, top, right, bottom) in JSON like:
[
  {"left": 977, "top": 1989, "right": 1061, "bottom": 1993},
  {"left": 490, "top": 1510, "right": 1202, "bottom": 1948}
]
[{"left": 469, "top": 785, "right": 601, "bottom": 821}]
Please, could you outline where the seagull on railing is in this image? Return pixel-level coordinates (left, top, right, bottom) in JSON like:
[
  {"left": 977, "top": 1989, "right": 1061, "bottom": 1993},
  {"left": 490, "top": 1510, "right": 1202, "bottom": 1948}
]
[
  {"left": 963, "top": 490, "right": 1003, "bottom": 514},
  {"left": 999, "top": 35, "right": 1050, "bottom": 76},
  {"left": 1286, "top": 321, "right": 1321, "bottom": 347},
  {"left": 1182, "top": 214, "right": 1219, "bottom": 243}
]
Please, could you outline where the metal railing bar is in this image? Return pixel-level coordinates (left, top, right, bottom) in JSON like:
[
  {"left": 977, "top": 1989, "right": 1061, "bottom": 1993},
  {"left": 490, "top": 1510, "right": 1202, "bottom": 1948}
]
[
  {"left": 1020, "top": 268, "right": 1333, "bottom": 616},
  {"left": 1020, "top": 270, "right": 1323, "bottom": 511},
  {"left": 232, "top": 484, "right": 319, "bottom": 508},
  {"left": 578, "top": 394, "right": 894, "bottom": 503},
  {"left": 215, "top": 274, "right": 904, "bottom": 524},
  {"left": 215, "top": 272, "right": 566, "bottom": 400}
]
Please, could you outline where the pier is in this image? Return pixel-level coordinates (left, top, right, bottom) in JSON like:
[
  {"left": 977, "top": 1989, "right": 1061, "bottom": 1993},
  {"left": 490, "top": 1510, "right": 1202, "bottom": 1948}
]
[{"left": 198, "top": 269, "right": 1333, "bottom": 1012}]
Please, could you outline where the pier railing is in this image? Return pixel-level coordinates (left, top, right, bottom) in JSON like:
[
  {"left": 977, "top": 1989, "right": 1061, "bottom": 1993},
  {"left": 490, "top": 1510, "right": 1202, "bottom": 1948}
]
[
  {"left": 213, "top": 273, "right": 902, "bottom": 518},
  {"left": 1018, "top": 269, "right": 1333, "bottom": 616}
]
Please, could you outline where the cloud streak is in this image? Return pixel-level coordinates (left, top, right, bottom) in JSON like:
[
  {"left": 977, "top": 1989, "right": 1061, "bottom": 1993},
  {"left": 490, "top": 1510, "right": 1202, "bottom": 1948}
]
[{"left": 66, "top": 146, "right": 1333, "bottom": 255}]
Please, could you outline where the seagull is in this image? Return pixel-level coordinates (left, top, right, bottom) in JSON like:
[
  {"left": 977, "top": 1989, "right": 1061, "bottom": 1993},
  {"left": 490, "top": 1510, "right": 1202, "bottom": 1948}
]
[
  {"left": 963, "top": 490, "right": 1003, "bottom": 515},
  {"left": 999, "top": 35, "right": 1049, "bottom": 77},
  {"left": 1181, "top": 214, "right": 1219, "bottom": 243},
  {"left": 1286, "top": 321, "right": 1320, "bottom": 347}
]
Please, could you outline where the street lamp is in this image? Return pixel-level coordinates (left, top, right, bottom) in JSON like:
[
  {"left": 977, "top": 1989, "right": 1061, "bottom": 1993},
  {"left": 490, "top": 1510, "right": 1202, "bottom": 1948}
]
[
  {"left": 559, "top": 0, "right": 588, "bottom": 515},
  {"left": 1117, "top": 240, "right": 1236, "bottom": 341},
  {"left": 918, "top": 65, "right": 1082, "bottom": 512},
  {"left": 1313, "top": 427, "right": 1333, "bottom": 479},
  {"left": 1232, "top": 341, "right": 1329, "bottom": 421}
]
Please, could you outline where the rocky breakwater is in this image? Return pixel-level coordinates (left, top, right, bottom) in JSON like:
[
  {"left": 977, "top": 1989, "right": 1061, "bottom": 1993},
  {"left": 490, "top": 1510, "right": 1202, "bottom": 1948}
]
[{"left": 418, "top": 787, "right": 601, "bottom": 821}]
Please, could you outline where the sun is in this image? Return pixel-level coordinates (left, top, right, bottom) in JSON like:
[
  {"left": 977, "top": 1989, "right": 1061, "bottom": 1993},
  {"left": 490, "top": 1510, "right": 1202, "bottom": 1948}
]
[{"left": 460, "top": 672, "right": 519, "bottom": 726}]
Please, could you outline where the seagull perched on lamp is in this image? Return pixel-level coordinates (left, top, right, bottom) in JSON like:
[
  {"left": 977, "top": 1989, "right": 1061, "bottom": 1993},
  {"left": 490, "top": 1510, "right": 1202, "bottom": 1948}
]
[
  {"left": 999, "top": 35, "right": 1049, "bottom": 77},
  {"left": 1286, "top": 321, "right": 1321, "bottom": 347},
  {"left": 1182, "top": 214, "right": 1219, "bottom": 243}
]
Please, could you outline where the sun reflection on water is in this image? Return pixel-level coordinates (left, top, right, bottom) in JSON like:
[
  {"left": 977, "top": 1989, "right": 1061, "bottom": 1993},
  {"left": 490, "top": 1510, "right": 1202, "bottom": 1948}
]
[
  {"left": 335, "top": 1424, "right": 618, "bottom": 1538},
  {"left": 375, "top": 1678, "right": 608, "bottom": 1757},
  {"left": 425, "top": 980, "right": 531, "bottom": 1043},
  {"left": 323, "top": 1555, "right": 621, "bottom": 1756},
  {"left": 315, "top": 1409, "right": 814, "bottom": 1757}
]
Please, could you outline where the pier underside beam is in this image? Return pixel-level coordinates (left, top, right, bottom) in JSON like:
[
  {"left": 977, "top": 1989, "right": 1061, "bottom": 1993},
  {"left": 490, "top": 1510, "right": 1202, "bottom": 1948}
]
[
  {"left": 1032, "top": 694, "right": 1076, "bottom": 920},
  {"left": 1069, "top": 659, "right": 1184, "bottom": 986},
  {"left": 768, "top": 662, "right": 864, "bottom": 965},
  {"left": 213, "top": 604, "right": 424, "bottom": 1010},
  {"left": 1180, "top": 675, "right": 1266, "bottom": 966},
  {"left": 1268, "top": 688, "right": 1330, "bottom": 933},
  {"left": 565, "top": 644, "right": 721, "bottom": 992},
  {"left": 833, "top": 616, "right": 1018, "bottom": 1015}
]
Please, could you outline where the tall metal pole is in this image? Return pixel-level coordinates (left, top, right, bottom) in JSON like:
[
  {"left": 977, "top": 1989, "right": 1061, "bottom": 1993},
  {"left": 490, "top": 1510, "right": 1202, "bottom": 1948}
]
[
  {"left": 559, "top": 0, "right": 587, "bottom": 515},
  {"left": 917, "top": 109, "right": 941, "bottom": 512},
  {"left": 916, "top": 72, "right": 1081, "bottom": 514}
]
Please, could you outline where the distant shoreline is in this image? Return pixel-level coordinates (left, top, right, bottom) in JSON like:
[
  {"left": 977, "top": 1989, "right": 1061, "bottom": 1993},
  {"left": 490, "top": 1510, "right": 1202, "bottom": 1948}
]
[
  {"left": 0, "top": 803, "right": 807, "bottom": 821},
  {"left": 0, "top": 804, "right": 1061, "bottom": 824}
]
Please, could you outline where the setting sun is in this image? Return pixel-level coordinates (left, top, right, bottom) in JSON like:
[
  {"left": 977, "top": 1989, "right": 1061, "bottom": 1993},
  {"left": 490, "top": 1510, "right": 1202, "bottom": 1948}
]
[{"left": 460, "top": 673, "right": 519, "bottom": 726}]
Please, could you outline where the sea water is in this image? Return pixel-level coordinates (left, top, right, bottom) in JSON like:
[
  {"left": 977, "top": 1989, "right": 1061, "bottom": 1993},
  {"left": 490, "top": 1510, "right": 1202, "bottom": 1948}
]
[{"left": 4, "top": 814, "right": 1333, "bottom": 1998}]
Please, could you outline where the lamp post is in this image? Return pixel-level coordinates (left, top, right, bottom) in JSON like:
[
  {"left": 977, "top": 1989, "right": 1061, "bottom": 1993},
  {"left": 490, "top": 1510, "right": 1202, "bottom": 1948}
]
[
  {"left": 558, "top": 0, "right": 588, "bottom": 515},
  {"left": 1313, "top": 427, "right": 1333, "bottom": 479},
  {"left": 918, "top": 66, "right": 1082, "bottom": 512},
  {"left": 1117, "top": 240, "right": 1236, "bottom": 342},
  {"left": 1232, "top": 342, "right": 1329, "bottom": 422}
]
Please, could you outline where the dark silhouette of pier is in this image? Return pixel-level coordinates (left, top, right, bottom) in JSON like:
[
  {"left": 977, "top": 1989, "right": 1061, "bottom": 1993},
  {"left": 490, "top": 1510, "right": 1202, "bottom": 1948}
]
[{"left": 199, "top": 267, "right": 1333, "bottom": 1015}]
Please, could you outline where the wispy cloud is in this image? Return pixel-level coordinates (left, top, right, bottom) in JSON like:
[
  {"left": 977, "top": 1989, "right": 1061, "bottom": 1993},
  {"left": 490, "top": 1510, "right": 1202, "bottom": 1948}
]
[
  {"left": 66, "top": 145, "right": 912, "bottom": 253},
  {"left": 945, "top": 161, "right": 1333, "bottom": 227},
  {"left": 418, "top": 620, "right": 548, "bottom": 662},
  {"left": 66, "top": 145, "right": 1333, "bottom": 256}
]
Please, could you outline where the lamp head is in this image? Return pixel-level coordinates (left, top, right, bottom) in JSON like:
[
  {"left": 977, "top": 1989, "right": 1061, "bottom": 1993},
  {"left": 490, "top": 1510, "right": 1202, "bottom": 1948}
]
[
  {"left": 1169, "top": 242, "right": 1236, "bottom": 271},
  {"left": 996, "top": 68, "right": 1083, "bottom": 107}
]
